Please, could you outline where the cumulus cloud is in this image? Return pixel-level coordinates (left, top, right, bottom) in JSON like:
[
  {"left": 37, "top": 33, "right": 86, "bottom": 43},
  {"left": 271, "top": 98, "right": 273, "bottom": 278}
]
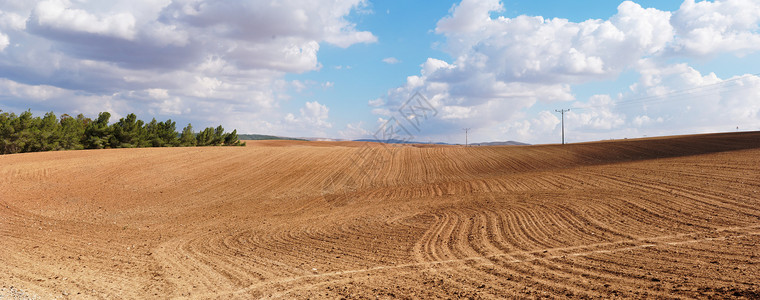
[
  {"left": 339, "top": 121, "right": 371, "bottom": 139},
  {"left": 285, "top": 101, "right": 332, "bottom": 130},
  {"left": 30, "top": 0, "right": 137, "bottom": 40},
  {"left": 567, "top": 95, "right": 626, "bottom": 130},
  {"left": 670, "top": 0, "right": 760, "bottom": 56},
  {"left": 373, "top": 0, "right": 760, "bottom": 144},
  {"left": 0, "top": 0, "right": 374, "bottom": 135},
  {"left": 0, "top": 32, "right": 8, "bottom": 51},
  {"left": 436, "top": 0, "right": 673, "bottom": 83},
  {"left": 633, "top": 115, "right": 664, "bottom": 127}
]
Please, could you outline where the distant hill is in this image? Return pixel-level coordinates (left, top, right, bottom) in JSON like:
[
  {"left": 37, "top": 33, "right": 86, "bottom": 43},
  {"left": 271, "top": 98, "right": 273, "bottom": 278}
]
[
  {"left": 353, "top": 139, "right": 529, "bottom": 146},
  {"left": 238, "top": 134, "right": 306, "bottom": 141},
  {"left": 353, "top": 139, "right": 451, "bottom": 145},
  {"left": 471, "top": 141, "right": 530, "bottom": 146},
  {"left": 240, "top": 135, "right": 527, "bottom": 145},
  {"left": 299, "top": 137, "right": 347, "bottom": 142}
]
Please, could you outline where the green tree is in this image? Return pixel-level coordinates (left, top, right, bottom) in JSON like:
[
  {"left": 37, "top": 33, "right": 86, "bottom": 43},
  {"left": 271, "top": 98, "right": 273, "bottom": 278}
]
[
  {"left": 0, "top": 109, "right": 244, "bottom": 154},
  {"left": 179, "top": 123, "right": 196, "bottom": 147},
  {"left": 0, "top": 110, "right": 17, "bottom": 154},
  {"left": 33, "top": 112, "right": 62, "bottom": 152},
  {"left": 60, "top": 114, "right": 86, "bottom": 150},
  {"left": 145, "top": 118, "right": 164, "bottom": 147},
  {"left": 196, "top": 127, "right": 215, "bottom": 146},
  {"left": 223, "top": 129, "right": 244, "bottom": 146},
  {"left": 212, "top": 125, "right": 225, "bottom": 146},
  {"left": 84, "top": 112, "right": 112, "bottom": 149},
  {"left": 10, "top": 110, "right": 35, "bottom": 153},
  {"left": 160, "top": 119, "right": 180, "bottom": 147},
  {"left": 112, "top": 113, "right": 145, "bottom": 148}
]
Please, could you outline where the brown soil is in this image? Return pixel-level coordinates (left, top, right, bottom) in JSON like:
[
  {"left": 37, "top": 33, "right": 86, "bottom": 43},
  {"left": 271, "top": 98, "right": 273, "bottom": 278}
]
[{"left": 1, "top": 131, "right": 759, "bottom": 299}]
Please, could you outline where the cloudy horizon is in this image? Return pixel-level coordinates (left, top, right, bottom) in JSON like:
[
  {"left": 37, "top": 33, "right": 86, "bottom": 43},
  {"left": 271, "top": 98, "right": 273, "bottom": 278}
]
[{"left": 1, "top": 0, "right": 759, "bottom": 144}]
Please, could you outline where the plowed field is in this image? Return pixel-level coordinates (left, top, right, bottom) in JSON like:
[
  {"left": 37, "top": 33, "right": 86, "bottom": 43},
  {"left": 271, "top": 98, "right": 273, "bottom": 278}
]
[{"left": 2, "top": 132, "right": 760, "bottom": 299}]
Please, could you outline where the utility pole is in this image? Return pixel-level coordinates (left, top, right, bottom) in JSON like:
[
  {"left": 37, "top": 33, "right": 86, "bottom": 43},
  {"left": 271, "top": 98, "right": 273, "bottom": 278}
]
[
  {"left": 555, "top": 109, "right": 570, "bottom": 145},
  {"left": 463, "top": 128, "right": 470, "bottom": 146}
]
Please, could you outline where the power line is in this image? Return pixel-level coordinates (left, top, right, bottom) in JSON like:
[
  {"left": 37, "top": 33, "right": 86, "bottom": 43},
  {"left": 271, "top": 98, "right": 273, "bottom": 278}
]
[
  {"left": 555, "top": 109, "right": 570, "bottom": 144},
  {"left": 572, "top": 72, "right": 760, "bottom": 112},
  {"left": 463, "top": 128, "right": 470, "bottom": 146}
]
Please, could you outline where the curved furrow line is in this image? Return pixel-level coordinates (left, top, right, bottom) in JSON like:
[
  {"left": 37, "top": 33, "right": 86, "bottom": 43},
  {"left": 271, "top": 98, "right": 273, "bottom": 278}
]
[
  {"left": 599, "top": 171, "right": 760, "bottom": 221},
  {"left": 183, "top": 230, "right": 288, "bottom": 285},
  {"left": 528, "top": 255, "right": 690, "bottom": 298},
  {"left": 477, "top": 257, "right": 609, "bottom": 298},
  {"left": 475, "top": 230, "right": 756, "bottom": 296},
  {"left": 259, "top": 227, "right": 365, "bottom": 272},
  {"left": 410, "top": 207, "right": 593, "bottom": 297},
  {"left": 625, "top": 174, "right": 760, "bottom": 218},
  {"left": 216, "top": 226, "right": 759, "bottom": 297},
  {"left": 456, "top": 208, "right": 679, "bottom": 297},
  {"left": 509, "top": 204, "right": 581, "bottom": 250},
  {"left": 579, "top": 250, "right": 753, "bottom": 288},
  {"left": 518, "top": 257, "right": 681, "bottom": 299},
  {"left": 514, "top": 204, "right": 577, "bottom": 248},
  {"left": 603, "top": 233, "right": 759, "bottom": 272},
  {"left": 182, "top": 232, "right": 275, "bottom": 287},
  {"left": 496, "top": 206, "right": 555, "bottom": 252},
  {"left": 409, "top": 210, "right": 490, "bottom": 294},
  {"left": 223, "top": 231, "right": 300, "bottom": 276},
  {"left": 539, "top": 201, "right": 640, "bottom": 242},
  {"left": 442, "top": 209, "right": 616, "bottom": 298},
  {"left": 241, "top": 229, "right": 336, "bottom": 275},
  {"left": 151, "top": 236, "right": 222, "bottom": 296},
  {"left": 659, "top": 234, "right": 760, "bottom": 263},
  {"left": 586, "top": 173, "right": 720, "bottom": 229},
  {"left": 472, "top": 208, "right": 516, "bottom": 258},
  {"left": 505, "top": 202, "right": 598, "bottom": 247},
  {"left": 317, "top": 219, "right": 417, "bottom": 262},
  {"left": 408, "top": 220, "right": 482, "bottom": 297},
  {"left": 563, "top": 195, "right": 673, "bottom": 239},
  {"left": 595, "top": 195, "right": 709, "bottom": 237},
  {"left": 428, "top": 210, "right": 464, "bottom": 262},
  {"left": 519, "top": 204, "right": 609, "bottom": 247}
]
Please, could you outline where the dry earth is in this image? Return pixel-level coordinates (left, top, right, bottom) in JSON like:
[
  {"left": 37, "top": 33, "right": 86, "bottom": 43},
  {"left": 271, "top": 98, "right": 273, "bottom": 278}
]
[{"left": 1, "top": 132, "right": 760, "bottom": 299}]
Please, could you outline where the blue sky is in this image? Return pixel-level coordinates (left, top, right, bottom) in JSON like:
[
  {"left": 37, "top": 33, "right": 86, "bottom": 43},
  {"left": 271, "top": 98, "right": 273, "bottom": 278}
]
[{"left": 1, "top": 0, "right": 760, "bottom": 144}]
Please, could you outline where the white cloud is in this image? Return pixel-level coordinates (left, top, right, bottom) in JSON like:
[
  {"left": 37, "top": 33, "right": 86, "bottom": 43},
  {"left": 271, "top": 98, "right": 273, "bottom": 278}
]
[
  {"left": 633, "top": 115, "right": 664, "bottom": 127},
  {"left": 0, "top": 0, "right": 374, "bottom": 136},
  {"left": 374, "top": 0, "right": 760, "bottom": 144},
  {"left": 0, "top": 10, "right": 27, "bottom": 31},
  {"left": 0, "top": 32, "right": 8, "bottom": 51},
  {"left": 436, "top": 0, "right": 502, "bottom": 34},
  {"left": 31, "top": 0, "right": 138, "bottom": 40},
  {"left": 567, "top": 95, "right": 626, "bottom": 130},
  {"left": 339, "top": 121, "right": 370, "bottom": 139},
  {"left": 285, "top": 101, "right": 332, "bottom": 130},
  {"left": 382, "top": 57, "right": 400, "bottom": 64},
  {"left": 436, "top": 1, "right": 673, "bottom": 83},
  {"left": 501, "top": 110, "right": 560, "bottom": 143},
  {"left": 368, "top": 98, "right": 384, "bottom": 107},
  {"left": 0, "top": 78, "right": 67, "bottom": 100},
  {"left": 670, "top": 0, "right": 760, "bottom": 56},
  {"left": 146, "top": 88, "right": 169, "bottom": 99}
]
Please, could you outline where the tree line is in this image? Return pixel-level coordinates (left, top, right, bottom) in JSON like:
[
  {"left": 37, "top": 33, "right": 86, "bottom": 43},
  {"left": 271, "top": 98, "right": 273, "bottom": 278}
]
[{"left": 0, "top": 110, "right": 244, "bottom": 155}]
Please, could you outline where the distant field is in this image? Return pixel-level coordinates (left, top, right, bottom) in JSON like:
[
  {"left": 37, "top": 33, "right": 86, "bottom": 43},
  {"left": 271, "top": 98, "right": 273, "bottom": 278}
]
[{"left": 1, "top": 132, "right": 759, "bottom": 298}]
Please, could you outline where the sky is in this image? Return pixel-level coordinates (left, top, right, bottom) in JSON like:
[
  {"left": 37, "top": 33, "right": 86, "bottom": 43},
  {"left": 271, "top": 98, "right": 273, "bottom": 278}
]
[{"left": 1, "top": 0, "right": 760, "bottom": 144}]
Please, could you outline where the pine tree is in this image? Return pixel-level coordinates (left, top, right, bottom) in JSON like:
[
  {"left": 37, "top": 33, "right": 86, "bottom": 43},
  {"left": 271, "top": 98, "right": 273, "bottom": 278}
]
[
  {"left": 85, "top": 112, "right": 112, "bottom": 149},
  {"left": 179, "top": 123, "right": 196, "bottom": 147}
]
